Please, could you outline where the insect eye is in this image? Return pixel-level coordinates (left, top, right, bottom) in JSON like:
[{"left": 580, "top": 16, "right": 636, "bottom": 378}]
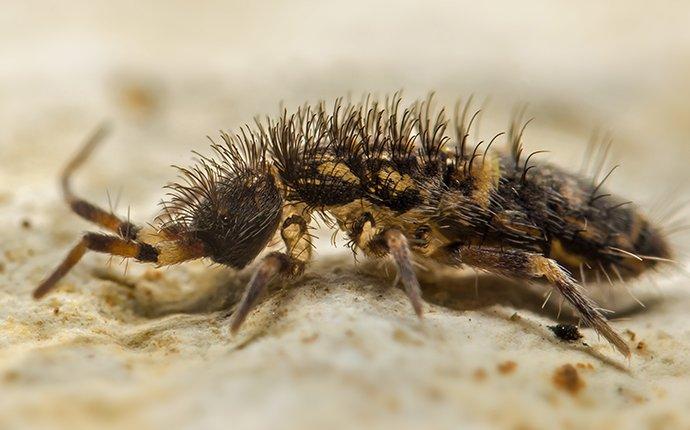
[{"left": 217, "top": 209, "right": 231, "bottom": 223}]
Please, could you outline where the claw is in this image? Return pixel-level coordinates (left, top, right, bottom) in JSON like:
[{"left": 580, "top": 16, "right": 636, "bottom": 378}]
[
  {"left": 384, "top": 229, "right": 424, "bottom": 318},
  {"left": 230, "top": 252, "right": 290, "bottom": 334}
]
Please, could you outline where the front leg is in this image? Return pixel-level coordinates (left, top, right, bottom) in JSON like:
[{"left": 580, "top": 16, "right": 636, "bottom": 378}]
[
  {"left": 230, "top": 204, "right": 313, "bottom": 333},
  {"left": 438, "top": 244, "right": 630, "bottom": 357}
]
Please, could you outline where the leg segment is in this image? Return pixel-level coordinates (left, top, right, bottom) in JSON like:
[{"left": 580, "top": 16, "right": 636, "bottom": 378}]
[
  {"left": 279, "top": 204, "right": 314, "bottom": 274},
  {"left": 342, "top": 211, "right": 424, "bottom": 318},
  {"left": 383, "top": 229, "right": 424, "bottom": 317},
  {"left": 61, "top": 124, "right": 141, "bottom": 240},
  {"left": 230, "top": 204, "right": 314, "bottom": 333},
  {"left": 34, "top": 232, "right": 204, "bottom": 299},
  {"left": 230, "top": 252, "right": 293, "bottom": 333},
  {"left": 441, "top": 245, "right": 630, "bottom": 356}
]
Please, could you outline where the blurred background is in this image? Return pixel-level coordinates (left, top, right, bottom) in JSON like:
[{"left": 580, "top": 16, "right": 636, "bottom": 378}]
[
  {"left": 2, "top": 2, "right": 690, "bottom": 429},
  {"left": 2, "top": 1, "right": 689, "bottom": 202}
]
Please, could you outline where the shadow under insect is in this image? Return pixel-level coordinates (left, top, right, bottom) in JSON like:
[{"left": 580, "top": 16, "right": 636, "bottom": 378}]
[
  {"left": 89, "top": 251, "right": 654, "bottom": 370},
  {"left": 112, "top": 253, "right": 651, "bottom": 330}
]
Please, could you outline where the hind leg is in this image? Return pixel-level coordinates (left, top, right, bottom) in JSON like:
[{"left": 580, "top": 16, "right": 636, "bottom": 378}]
[{"left": 438, "top": 244, "right": 630, "bottom": 356}]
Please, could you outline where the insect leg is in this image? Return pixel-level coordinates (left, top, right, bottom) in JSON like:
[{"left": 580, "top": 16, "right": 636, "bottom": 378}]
[
  {"left": 34, "top": 232, "right": 204, "bottom": 299},
  {"left": 61, "top": 124, "right": 142, "bottom": 240},
  {"left": 278, "top": 204, "right": 314, "bottom": 273},
  {"left": 382, "top": 229, "right": 424, "bottom": 317},
  {"left": 442, "top": 244, "right": 630, "bottom": 357},
  {"left": 230, "top": 205, "right": 313, "bottom": 333},
  {"left": 344, "top": 212, "right": 424, "bottom": 318}
]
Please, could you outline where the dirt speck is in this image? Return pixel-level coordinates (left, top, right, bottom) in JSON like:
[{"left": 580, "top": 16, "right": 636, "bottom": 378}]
[
  {"left": 112, "top": 79, "right": 161, "bottom": 119},
  {"left": 425, "top": 385, "right": 444, "bottom": 401},
  {"left": 473, "top": 368, "right": 487, "bottom": 381},
  {"left": 0, "top": 192, "right": 11, "bottom": 205},
  {"left": 301, "top": 333, "right": 319, "bottom": 344},
  {"left": 497, "top": 361, "right": 517, "bottom": 375},
  {"left": 143, "top": 269, "right": 163, "bottom": 281},
  {"left": 392, "top": 328, "right": 422, "bottom": 346},
  {"left": 575, "top": 362, "right": 594, "bottom": 371},
  {"left": 553, "top": 364, "right": 585, "bottom": 395},
  {"left": 548, "top": 324, "right": 582, "bottom": 342},
  {"left": 618, "top": 386, "right": 648, "bottom": 404},
  {"left": 3, "top": 370, "right": 20, "bottom": 383}
]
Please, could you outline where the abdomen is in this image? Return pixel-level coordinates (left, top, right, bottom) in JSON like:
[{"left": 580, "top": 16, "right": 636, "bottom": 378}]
[{"left": 495, "top": 159, "right": 672, "bottom": 279}]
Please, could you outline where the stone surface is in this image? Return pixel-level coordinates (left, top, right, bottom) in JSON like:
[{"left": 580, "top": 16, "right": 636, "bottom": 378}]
[{"left": 1, "top": 2, "right": 690, "bottom": 429}]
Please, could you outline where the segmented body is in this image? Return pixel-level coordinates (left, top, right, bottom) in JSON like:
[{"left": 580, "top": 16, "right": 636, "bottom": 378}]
[
  {"left": 263, "top": 99, "right": 669, "bottom": 281},
  {"left": 36, "top": 95, "right": 673, "bottom": 358}
]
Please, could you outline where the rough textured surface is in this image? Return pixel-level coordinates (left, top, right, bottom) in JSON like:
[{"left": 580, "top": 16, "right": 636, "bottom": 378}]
[{"left": 2, "top": 2, "right": 690, "bottom": 429}]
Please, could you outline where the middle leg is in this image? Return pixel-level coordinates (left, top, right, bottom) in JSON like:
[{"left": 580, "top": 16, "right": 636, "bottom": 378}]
[{"left": 345, "top": 211, "right": 424, "bottom": 318}]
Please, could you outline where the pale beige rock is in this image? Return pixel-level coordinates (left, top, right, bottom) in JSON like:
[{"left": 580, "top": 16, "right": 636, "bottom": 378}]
[{"left": 1, "top": 2, "right": 690, "bottom": 430}]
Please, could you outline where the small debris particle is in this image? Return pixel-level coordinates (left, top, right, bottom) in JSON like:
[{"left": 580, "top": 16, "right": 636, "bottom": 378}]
[
  {"left": 392, "top": 328, "right": 422, "bottom": 346},
  {"left": 575, "top": 362, "right": 594, "bottom": 371},
  {"left": 636, "top": 341, "right": 647, "bottom": 351},
  {"left": 0, "top": 261, "right": 5, "bottom": 274},
  {"left": 301, "top": 333, "right": 319, "bottom": 344},
  {"left": 142, "top": 269, "right": 163, "bottom": 281},
  {"left": 384, "top": 395, "right": 400, "bottom": 412},
  {"left": 115, "top": 80, "right": 161, "bottom": 119},
  {"left": 548, "top": 324, "right": 583, "bottom": 342},
  {"left": 20, "top": 219, "right": 32, "bottom": 229},
  {"left": 657, "top": 330, "right": 672, "bottom": 340},
  {"left": 497, "top": 360, "right": 517, "bottom": 374},
  {"left": 553, "top": 364, "right": 585, "bottom": 395},
  {"left": 618, "top": 386, "right": 648, "bottom": 404},
  {"left": 4, "top": 250, "right": 19, "bottom": 262},
  {"left": 425, "top": 385, "right": 444, "bottom": 401},
  {"left": 510, "top": 312, "right": 521, "bottom": 321},
  {"left": 0, "top": 192, "right": 11, "bottom": 205},
  {"left": 3, "top": 371, "right": 19, "bottom": 383},
  {"left": 473, "top": 368, "right": 487, "bottom": 381},
  {"left": 624, "top": 329, "right": 637, "bottom": 342},
  {"left": 53, "top": 307, "right": 60, "bottom": 315}
]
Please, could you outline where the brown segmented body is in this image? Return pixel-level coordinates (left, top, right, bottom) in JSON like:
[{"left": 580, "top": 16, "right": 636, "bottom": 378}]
[{"left": 34, "top": 95, "right": 672, "bottom": 357}]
